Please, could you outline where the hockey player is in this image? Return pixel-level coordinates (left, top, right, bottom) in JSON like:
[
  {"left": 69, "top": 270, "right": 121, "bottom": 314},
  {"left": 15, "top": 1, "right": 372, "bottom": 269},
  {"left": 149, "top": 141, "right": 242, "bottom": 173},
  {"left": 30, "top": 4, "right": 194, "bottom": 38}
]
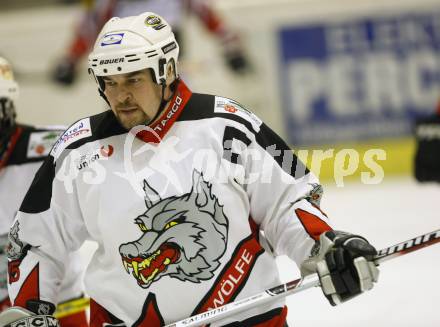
[
  {"left": 0, "top": 57, "right": 88, "bottom": 326},
  {"left": 2, "top": 13, "right": 379, "bottom": 326},
  {"left": 53, "top": 0, "right": 250, "bottom": 85},
  {"left": 414, "top": 99, "right": 440, "bottom": 182}
]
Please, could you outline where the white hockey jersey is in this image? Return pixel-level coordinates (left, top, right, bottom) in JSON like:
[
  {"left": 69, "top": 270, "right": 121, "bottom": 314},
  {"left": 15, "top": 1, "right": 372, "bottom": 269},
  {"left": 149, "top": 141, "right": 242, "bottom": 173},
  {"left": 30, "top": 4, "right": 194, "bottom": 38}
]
[
  {"left": 8, "top": 80, "right": 332, "bottom": 326},
  {"left": 0, "top": 126, "right": 85, "bottom": 309},
  {"left": 0, "top": 126, "right": 62, "bottom": 235}
]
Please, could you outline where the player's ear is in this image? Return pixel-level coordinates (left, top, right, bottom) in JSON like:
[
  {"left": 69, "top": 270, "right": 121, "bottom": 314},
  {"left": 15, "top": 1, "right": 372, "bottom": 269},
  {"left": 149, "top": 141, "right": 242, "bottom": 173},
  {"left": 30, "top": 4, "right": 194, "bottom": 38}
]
[{"left": 165, "top": 59, "right": 176, "bottom": 86}]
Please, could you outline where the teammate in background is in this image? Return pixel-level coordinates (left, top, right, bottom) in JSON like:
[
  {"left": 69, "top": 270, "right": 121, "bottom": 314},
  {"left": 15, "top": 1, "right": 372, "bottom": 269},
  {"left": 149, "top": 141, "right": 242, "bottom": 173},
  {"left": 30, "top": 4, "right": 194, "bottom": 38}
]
[
  {"left": 414, "top": 99, "right": 440, "bottom": 183},
  {"left": 2, "top": 13, "right": 378, "bottom": 326},
  {"left": 0, "top": 57, "right": 88, "bottom": 326},
  {"left": 53, "top": 0, "right": 250, "bottom": 86}
]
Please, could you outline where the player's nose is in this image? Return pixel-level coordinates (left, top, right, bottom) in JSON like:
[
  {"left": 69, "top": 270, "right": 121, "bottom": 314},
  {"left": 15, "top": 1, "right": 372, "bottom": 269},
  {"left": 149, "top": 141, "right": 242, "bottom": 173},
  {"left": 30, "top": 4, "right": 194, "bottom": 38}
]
[{"left": 116, "top": 86, "right": 133, "bottom": 103}]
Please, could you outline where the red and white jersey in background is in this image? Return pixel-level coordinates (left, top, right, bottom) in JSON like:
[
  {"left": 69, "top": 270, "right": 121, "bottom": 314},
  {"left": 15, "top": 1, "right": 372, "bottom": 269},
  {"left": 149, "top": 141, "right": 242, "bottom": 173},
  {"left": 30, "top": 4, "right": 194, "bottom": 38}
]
[
  {"left": 8, "top": 80, "right": 333, "bottom": 326},
  {"left": 0, "top": 126, "right": 85, "bottom": 314}
]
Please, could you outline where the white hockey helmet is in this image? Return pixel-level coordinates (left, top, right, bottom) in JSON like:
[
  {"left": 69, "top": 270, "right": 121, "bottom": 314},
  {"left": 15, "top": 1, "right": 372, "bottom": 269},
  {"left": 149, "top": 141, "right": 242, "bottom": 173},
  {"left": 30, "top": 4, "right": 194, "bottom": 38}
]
[
  {"left": 0, "top": 57, "right": 18, "bottom": 136},
  {"left": 0, "top": 57, "right": 19, "bottom": 102},
  {"left": 88, "top": 12, "right": 179, "bottom": 87}
]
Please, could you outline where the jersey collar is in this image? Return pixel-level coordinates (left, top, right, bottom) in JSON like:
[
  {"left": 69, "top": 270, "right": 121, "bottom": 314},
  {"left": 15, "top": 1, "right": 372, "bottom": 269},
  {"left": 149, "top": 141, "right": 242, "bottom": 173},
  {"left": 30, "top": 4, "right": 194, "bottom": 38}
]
[{"left": 135, "top": 79, "right": 192, "bottom": 144}]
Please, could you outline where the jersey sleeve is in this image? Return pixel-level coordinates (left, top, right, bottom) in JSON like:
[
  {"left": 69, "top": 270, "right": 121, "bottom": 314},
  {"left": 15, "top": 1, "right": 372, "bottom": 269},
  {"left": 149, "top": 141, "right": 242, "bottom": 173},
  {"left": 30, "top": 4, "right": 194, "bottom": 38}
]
[
  {"left": 223, "top": 117, "right": 333, "bottom": 266},
  {"left": 7, "top": 135, "right": 90, "bottom": 308}
]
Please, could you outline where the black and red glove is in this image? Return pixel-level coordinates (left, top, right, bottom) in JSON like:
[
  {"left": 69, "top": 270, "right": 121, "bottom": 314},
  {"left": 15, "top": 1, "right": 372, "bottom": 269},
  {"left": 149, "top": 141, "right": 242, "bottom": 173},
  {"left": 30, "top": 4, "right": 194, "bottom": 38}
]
[{"left": 301, "top": 231, "right": 379, "bottom": 306}]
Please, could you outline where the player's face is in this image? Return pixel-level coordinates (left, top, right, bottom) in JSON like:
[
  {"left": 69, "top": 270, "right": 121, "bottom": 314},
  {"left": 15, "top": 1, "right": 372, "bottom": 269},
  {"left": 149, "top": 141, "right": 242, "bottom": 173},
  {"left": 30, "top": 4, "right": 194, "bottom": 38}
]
[{"left": 103, "top": 69, "right": 162, "bottom": 130}]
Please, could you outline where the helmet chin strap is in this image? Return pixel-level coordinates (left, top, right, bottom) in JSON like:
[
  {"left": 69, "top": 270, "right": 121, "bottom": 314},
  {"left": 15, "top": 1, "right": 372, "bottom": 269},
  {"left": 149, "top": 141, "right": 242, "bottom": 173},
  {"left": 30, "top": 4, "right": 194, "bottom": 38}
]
[{"left": 146, "top": 77, "right": 177, "bottom": 126}]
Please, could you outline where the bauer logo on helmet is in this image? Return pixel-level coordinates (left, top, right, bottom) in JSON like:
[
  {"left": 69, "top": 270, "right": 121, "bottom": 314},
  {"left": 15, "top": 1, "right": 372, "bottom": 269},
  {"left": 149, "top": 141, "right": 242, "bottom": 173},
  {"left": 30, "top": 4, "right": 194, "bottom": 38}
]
[{"left": 99, "top": 58, "right": 125, "bottom": 65}]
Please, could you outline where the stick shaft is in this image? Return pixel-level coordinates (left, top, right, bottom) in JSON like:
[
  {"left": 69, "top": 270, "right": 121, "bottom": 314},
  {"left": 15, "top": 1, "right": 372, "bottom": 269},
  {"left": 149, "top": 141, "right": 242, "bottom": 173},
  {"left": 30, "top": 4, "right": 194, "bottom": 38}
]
[
  {"left": 166, "top": 228, "right": 440, "bottom": 327},
  {"left": 374, "top": 229, "right": 440, "bottom": 264}
]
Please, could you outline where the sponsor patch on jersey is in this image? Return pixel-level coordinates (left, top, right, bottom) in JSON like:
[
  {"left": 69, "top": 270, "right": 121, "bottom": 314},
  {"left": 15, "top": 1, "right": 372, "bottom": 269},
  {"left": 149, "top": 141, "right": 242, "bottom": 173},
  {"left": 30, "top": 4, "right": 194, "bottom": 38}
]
[
  {"left": 214, "top": 97, "right": 262, "bottom": 132},
  {"left": 307, "top": 183, "right": 323, "bottom": 207},
  {"left": 100, "top": 33, "right": 124, "bottom": 46},
  {"left": 50, "top": 118, "right": 92, "bottom": 160},
  {"left": 27, "top": 130, "right": 63, "bottom": 158},
  {"left": 76, "top": 145, "right": 114, "bottom": 171}
]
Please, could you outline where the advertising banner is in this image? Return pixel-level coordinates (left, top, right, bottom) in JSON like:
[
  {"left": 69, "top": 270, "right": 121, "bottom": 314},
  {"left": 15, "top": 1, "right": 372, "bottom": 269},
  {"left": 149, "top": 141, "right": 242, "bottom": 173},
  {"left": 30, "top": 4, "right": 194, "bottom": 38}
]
[{"left": 279, "top": 11, "right": 440, "bottom": 145}]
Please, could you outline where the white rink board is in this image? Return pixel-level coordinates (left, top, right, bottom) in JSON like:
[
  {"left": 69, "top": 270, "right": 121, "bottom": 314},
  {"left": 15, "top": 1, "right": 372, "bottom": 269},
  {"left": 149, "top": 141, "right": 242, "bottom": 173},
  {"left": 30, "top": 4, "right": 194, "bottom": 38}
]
[{"left": 80, "top": 177, "right": 440, "bottom": 326}]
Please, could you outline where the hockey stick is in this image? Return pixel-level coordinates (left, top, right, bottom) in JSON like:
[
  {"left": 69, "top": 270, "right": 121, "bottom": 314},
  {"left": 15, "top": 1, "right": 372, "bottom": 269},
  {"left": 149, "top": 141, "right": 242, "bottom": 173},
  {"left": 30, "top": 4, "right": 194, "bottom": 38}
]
[{"left": 165, "top": 228, "right": 440, "bottom": 327}]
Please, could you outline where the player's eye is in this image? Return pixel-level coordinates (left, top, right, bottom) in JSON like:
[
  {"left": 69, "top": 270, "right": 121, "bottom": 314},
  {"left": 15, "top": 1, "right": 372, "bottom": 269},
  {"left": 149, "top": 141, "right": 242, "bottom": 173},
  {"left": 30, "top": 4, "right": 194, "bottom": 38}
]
[
  {"left": 128, "top": 77, "right": 141, "bottom": 84},
  {"left": 104, "top": 79, "right": 116, "bottom": 87},
  {"left": 137, "top": 223, "right": 148, "bottom": 232}
]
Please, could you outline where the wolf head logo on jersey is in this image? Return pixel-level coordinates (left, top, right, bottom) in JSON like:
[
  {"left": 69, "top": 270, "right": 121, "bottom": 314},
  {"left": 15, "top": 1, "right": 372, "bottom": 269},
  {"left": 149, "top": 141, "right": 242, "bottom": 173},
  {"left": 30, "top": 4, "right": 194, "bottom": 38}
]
[{"left": 119, "top": 170, "right": 229, "bottom": 288}]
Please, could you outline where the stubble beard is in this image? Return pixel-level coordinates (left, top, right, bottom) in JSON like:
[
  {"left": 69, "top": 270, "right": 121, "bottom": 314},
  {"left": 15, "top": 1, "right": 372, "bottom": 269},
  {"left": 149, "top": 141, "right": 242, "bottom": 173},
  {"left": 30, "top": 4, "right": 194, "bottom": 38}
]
[{"left": 116, "top": 109, "right": 152, "bottom": 130}]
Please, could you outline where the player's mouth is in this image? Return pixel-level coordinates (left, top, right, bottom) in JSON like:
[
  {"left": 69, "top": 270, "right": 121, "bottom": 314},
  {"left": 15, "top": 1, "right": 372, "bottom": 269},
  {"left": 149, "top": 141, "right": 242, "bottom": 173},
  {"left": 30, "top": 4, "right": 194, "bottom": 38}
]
[
  {"left": 121, "top": 243, "right": 180, "bottom": 287},
  {"left": 118, "top": 107, "right": 139, "bottom": 116}
]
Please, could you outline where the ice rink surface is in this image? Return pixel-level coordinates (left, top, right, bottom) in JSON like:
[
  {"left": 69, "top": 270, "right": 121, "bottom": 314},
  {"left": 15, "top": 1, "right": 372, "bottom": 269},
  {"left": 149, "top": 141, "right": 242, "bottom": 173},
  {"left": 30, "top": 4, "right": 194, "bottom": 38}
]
[
  {"left": 278, "top": 177, "right": 440, "bottom": 327},
  {"left": 79, "top": 176, "right": 439, "bottom": 326}
]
